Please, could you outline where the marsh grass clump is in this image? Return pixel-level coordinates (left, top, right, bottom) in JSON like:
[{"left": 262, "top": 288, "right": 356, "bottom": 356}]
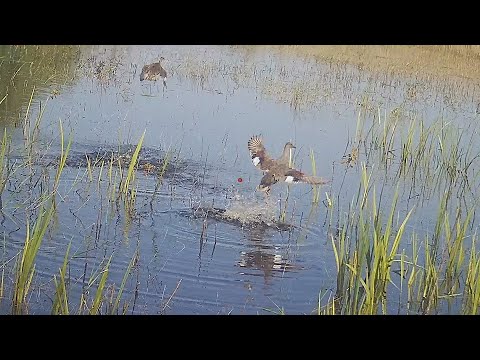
[
  {"left": 52, "top": 241, "right": 72, "bottom": 315},
  {"left": 353, "top": 101, "right": 480, "bottom": 209},
  {"left": 463, "top": 234, "right": 480, "bottom": 314},
  {"left": 401, "top": 201, "right": 476, "bottom": 315},
  {"left": 84, "top": 132, "right": 149, "bottom": 223},
  {"left": 323, "top": 185, "right": 471, "bottom": 314},
  {"left": 2, "top": 113, "right": 139, "bottom": 315},
  {"left": 326, "top": 164, "right": 413, "bottom": 315},
  {"left": 321, "top": 100, "right": 480, "bottom": 314},
  {"left": 119, "top": 131, "right": 145, "bottom": 220},
  {"left": 12, "top": 199, "right": 55, "bottom": 314},
  {"left": 10, "top": 120, "right": 71, "bottom": 314},
  {"left": 51, "top": 241, "right": 138, "bottom": 315}
]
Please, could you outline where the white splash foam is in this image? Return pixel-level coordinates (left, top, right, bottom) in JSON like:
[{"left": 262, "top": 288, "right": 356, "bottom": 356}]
[
  {"left": 252, "top": 157, "right": 260, "bottom": 166},
  {"left": 223, "top": 193, "right": 277, "bottom": 225}
]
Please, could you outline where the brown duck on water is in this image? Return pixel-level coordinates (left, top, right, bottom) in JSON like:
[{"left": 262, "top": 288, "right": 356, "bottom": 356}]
[
  {"left": 140, "top": 56, "right": 167, "bottom": 89},
  {"left": 247, "top": 135, "right": 330, "bottom": 194}
]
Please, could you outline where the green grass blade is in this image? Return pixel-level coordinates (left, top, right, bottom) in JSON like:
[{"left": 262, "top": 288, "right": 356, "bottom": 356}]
[
  {"left": 52, "top": 241, "right": 72, "bottom": 315},
  {"left": 123, "top": 130, "right": 146, "bottom": 195},
  {"left": 111, "top": 251, "right": 137, "bottom": 315},
  {"left": 90, "top": 255, "right": 113, "bottom": 315}
]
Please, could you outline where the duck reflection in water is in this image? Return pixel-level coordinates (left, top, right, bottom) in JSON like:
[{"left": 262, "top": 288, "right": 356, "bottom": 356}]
[{"left": 237, "top": 225, "right": 298, "bottom": 285}]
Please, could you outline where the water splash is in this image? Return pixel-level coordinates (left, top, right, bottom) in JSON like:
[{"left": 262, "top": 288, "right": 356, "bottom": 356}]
[{"left": 222, "top": 192, "right": 278, "bottom": 226}]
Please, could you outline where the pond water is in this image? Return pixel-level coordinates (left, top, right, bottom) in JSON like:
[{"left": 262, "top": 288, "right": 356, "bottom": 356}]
[{"left": 1, "top": 45, "right": 479, "bottom": 314}]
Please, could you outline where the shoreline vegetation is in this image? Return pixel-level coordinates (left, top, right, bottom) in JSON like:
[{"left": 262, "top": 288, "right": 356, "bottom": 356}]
[{"left": 241, "top": 45, "right": 480, "bottom": 83}]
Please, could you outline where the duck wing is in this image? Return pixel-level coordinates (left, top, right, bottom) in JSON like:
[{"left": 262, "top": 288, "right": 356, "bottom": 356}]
[{"left": 248, "top": 135, "right": 276, "bottom": 172}]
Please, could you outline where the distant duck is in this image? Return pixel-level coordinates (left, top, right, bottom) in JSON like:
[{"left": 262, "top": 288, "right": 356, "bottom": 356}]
[
  {"left": 248, "top": 135, "right": 330, "bottom": 194},
  {"left": 140, "top": 56, "right": 167, "bottom": 89}
]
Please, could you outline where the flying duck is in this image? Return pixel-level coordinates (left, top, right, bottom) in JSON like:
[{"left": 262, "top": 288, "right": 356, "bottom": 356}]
[
  {"left": 248, "top": 135, "right": 330, "bottom": 194},
  {"left": 140, "top": 57, "right": 167, "bottom": 89}
]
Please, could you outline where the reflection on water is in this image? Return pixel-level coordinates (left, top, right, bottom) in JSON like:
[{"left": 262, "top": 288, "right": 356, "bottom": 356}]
[{"left": 237, "top": 225, "right": 299, "bottom": 285}]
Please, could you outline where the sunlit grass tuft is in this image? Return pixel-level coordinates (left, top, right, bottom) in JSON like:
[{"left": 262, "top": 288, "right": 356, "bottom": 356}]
[
  {"left": 52, "top": 241, "right": 72, "bottom": 315},
  {"left": 12, "top": 200, "right": 55, "bottom": 314}
]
